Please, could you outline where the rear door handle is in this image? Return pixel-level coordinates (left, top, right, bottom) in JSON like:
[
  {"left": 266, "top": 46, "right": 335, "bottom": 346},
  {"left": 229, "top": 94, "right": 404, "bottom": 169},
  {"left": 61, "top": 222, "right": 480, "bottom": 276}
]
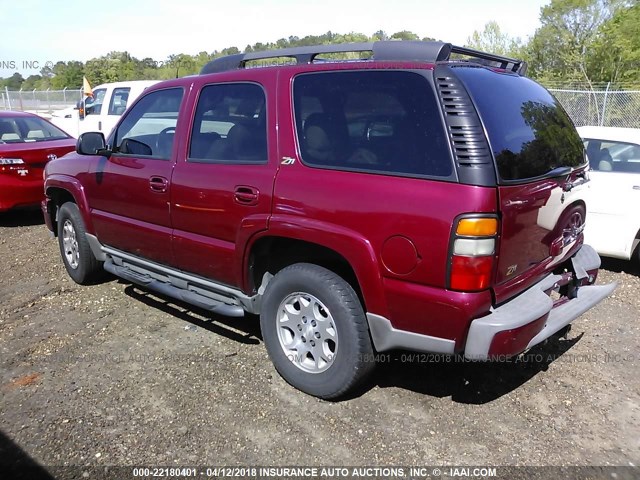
[
  {"left": 633, "top": 185, "right": 640, "bottom": 190},
  {"left": 234, "top": 185, "right": 259, "bottom": 206},
  {"left": 149, "top": 176, "right": 168, "bottom": 193}
]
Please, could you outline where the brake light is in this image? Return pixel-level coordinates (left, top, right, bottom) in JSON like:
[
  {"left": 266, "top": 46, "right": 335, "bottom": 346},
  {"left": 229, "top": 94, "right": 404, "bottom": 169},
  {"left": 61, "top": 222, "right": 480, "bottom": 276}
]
[
  {"left": 0, "top": 158, "right": 25, "bottom": 174},
  {"left": 449, "top": 215, "right": 498, "bottom": 292},
  {"left": 0, "top": 158, "right": 24, "bottom": 165}
]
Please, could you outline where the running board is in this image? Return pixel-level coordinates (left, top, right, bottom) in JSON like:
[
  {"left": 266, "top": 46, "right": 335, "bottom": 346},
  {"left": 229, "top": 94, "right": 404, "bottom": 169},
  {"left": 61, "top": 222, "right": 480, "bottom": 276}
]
[{"left": 104, "top": 259, "right": 245, "bottom": 318}]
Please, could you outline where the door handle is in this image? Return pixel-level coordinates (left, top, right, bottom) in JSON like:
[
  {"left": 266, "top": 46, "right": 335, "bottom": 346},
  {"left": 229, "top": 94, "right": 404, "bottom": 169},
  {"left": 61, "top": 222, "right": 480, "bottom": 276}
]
[
  {"left": 234, "top": 186, "right": 259, "bottom": 205},
  {"left": 149, "top": 176, "right": 168, "bottom": 193},
  {"left": 633, "top": 185, "right": 640, "bottom": 190}
]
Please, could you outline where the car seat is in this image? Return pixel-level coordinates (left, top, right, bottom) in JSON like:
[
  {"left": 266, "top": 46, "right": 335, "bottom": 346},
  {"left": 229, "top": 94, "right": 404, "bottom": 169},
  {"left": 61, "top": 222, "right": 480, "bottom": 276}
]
[{"left": 598, "top": 148, "right": 613, "bottom": 172}]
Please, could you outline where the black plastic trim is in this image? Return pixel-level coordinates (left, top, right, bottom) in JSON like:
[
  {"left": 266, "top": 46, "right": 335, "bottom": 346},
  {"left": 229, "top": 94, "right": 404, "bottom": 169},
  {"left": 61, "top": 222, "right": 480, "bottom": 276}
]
[{"left": 434, "top": 65, "right": 496, "bottom": 187}]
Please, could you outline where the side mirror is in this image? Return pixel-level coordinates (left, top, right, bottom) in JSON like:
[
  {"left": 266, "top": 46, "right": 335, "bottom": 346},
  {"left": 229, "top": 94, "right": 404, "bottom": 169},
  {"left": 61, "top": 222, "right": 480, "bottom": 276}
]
[
  {"left": 76, "top": 132, "right": 110, "bottom": 156},
  {"left": 75, "top": 99, "right": 85, "bottom": 119}
]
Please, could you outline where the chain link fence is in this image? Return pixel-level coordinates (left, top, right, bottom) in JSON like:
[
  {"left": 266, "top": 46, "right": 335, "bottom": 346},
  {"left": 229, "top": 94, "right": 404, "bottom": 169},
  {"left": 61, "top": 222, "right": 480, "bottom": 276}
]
[
  {"left": 549, "top": 87, "right": 640, "bottom": 128},
  {"left": 2, "top": 85, "right": 640, "bottom": 128},
  {"left": 0, "top": 88, "right": 83, "bottom": 115}
]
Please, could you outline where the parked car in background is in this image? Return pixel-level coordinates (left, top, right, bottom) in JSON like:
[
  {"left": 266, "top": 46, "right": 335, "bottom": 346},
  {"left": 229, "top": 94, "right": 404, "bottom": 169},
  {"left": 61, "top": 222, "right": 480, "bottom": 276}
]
[
  {"left": 0, "top": 111, "right": 75, "bottom": 211},
  {"left": 50, "top": 80, "right": 159, "bottom": 138},
  {"left": 577, "top": 126, "right": 640, "bottom": 263}
]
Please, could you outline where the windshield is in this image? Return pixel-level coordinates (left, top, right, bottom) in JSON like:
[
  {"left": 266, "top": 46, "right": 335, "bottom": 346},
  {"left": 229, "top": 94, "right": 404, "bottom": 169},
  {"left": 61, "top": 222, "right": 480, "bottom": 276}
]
[
  {"left": 0, "top": 115, "right": 70, "bottom": 144},
  {"left": 455, "top": 67, "right": 586, "bottom": 182}
]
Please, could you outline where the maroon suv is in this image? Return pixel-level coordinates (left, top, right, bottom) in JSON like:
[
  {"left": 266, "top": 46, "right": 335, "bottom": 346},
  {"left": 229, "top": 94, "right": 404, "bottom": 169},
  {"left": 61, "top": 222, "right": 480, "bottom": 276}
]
[{"left": 42, "top": 42, "right": 615, "bottom": 398}]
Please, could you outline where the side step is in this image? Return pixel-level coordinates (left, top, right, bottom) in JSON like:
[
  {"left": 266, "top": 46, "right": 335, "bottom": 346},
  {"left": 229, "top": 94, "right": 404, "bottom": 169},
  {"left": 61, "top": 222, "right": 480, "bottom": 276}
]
[{"left": 104, "top": 259, "right": 245, "bottom": 318}]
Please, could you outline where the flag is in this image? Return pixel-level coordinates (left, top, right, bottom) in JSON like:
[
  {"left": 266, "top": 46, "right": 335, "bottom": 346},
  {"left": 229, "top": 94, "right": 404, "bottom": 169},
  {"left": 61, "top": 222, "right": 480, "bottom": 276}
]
[{"left": 82, "top": 76, "right": 93, "bottom": 97}]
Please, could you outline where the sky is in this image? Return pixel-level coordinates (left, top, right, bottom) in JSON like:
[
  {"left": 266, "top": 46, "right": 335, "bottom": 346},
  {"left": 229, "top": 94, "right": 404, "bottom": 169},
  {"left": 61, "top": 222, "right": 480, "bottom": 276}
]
[{"left": 0, "top": 0, "right": 550, "bottom": 78}]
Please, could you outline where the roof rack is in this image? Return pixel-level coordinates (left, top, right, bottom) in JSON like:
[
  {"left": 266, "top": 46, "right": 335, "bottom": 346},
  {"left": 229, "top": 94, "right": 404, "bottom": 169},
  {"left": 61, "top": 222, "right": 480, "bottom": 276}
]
[{"left": 200, "top": 41, "right": 527, "bottom": 76}]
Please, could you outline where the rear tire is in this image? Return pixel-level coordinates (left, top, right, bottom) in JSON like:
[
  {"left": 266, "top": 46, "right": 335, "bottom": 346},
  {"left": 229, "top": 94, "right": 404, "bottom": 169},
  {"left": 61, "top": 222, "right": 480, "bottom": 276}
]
[
  {"left": 57, "top": 202, "right": 103, "bottom": 285},
  {"left": 260, "top": 263, "right": 375, "bottom": 399}
]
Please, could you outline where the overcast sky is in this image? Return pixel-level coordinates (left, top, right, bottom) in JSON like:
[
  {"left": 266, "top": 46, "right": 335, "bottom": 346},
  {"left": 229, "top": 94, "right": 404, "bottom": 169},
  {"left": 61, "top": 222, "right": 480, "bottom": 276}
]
[{"left": 1, "top": 0, "right": 550, "bottom": 77}]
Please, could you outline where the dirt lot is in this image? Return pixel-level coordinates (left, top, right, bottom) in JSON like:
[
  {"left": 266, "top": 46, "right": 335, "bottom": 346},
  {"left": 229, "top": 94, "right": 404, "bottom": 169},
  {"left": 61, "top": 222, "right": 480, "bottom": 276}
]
[{"left": 0, "top": 210, "right": 639, "bottom": 479}]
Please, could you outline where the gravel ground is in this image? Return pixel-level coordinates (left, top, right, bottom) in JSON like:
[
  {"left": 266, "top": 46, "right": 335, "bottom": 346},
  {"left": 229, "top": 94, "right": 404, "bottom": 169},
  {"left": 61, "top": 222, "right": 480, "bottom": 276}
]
[{"left": 0, "top": 210, "right": 639, "bottom": 479}]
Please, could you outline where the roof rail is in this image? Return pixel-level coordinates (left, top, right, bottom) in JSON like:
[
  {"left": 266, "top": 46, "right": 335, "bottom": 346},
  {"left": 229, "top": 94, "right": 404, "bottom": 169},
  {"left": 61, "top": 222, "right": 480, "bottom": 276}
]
[{"left": 199, "top": 41, "right": 528, "bottom": 76}]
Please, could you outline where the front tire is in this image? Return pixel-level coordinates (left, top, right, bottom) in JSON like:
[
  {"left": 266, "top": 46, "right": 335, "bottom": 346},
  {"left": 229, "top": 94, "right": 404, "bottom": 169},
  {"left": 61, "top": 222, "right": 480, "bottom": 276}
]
[
  {"left": 260, "top": 263, "right": 375, "bottom": 399},
  {"left": 57, "top": 202, "right": 103, "bottom": 285}
]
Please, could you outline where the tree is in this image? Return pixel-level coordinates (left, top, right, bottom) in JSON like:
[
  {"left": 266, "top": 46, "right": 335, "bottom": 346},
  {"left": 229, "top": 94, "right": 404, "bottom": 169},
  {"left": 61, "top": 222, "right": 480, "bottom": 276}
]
[
  {"left": 525, "top": 0, "right": 624, "bottom": 82},
  {"left": 390, "top": 30, "right": 420, "bottom": 41},
  {"left": 21, "top": 75, "right": 42, "bottom": 90},
  {"left": 371, "top": 30, "right": 389, "bottom": 41},
  {"left": 50, "top": 61, "right": 84, "bottom": 89},
  {"left": 589, "top": 2, "right": 640, "bottom": 84},
  {"left": 465, "top": 21, "right": 523, "bottom": 57},
  {"left": 2, "top": 73, "right": 24, "bottom": 90}
]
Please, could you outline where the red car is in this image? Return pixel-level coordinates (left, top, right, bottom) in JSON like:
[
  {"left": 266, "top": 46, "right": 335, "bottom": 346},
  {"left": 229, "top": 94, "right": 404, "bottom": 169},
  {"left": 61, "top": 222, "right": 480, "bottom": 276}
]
[{"left": 0, "top": 111, "right": 75, "bottom": 211}]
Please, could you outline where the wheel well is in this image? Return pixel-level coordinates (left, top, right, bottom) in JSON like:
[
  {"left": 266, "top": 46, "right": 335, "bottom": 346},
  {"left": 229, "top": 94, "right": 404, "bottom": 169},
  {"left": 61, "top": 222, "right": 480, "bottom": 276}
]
[
  {"left": 249, "top": 237, "right": 365, "bottom": 308},
  {"left": 633, "top": 229, "right": 640, "bottom": 260},
  {"left": 565, "top": 200, "right": 586, "bottom": 216},
  {"left": 45, "top": 188, "right": 76, "bottom": 234},
  {"left": 560, "top": 200, "right": 586, "bottom": 229}
]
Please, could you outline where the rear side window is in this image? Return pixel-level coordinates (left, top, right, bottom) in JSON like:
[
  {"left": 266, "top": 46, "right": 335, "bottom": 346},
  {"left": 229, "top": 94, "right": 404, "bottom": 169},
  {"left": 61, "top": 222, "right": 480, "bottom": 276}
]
[
  {"left": 188, "top": 83, "right": 267, "bottom": 163},
  {"left": 85, "top": 88, "right": 106, "bottom": 116},
  {"left": 108, "top": 87, "right": 131, "bottom": 115},
  {"left": 583, "top": 138, "right": 640, "bottom": 173},
  {"left": 455, "top": 68, "right": 585, "bottom": 182},
  {"left": 293, "top": 71, "right": 452, "bottom": 178}
]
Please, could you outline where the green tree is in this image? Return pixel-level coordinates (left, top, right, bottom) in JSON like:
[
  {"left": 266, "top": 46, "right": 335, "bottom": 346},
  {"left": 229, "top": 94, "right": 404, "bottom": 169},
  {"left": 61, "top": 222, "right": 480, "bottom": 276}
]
[
  {"left": 371, "top": 30, "right": 389, "bottom": 41},
  {"left": 2, "top": 73, "right": 24, "bottom": 90},
  {"left": 50, "top": 61, "right": 84, "bottom": 89},
  {"left": 465, "top": 21, "right": 523, "bottom": 57},
  {"left": 390, "top": 30, "right": 420, "bottom": 41},
  {"left": 525, "top": 0, "right": 625, "bottom": 82},
  {"left": 21, "top": 75, "right": 42, "bottom": 90},
  {"left": 589, "top": 3, "right": 640, "bottom": 84}
]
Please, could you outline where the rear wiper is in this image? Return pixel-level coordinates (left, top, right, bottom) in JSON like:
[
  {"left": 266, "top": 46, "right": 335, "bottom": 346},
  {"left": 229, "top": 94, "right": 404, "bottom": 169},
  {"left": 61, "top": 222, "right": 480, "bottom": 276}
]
[{"left": 541, "top": 166, "right": 572, "bottom": 179}]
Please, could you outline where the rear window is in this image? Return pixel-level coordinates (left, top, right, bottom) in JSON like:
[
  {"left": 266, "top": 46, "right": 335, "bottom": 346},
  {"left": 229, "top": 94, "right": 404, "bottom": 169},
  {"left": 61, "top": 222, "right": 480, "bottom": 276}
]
[
  {"left": 293, "top": 71, "right": 452, "bottom": 178},
  {"left": 455, "top": 68, "right": 585, "bottom": 182},
  {"left": 0, "top": 116, "right": 70, "bottom": 143}
]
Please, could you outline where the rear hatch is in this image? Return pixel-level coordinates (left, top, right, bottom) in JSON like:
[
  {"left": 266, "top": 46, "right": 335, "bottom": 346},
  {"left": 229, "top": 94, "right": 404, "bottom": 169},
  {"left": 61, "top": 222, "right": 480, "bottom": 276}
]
[{"left": 454, "top": 67, "right": 588, "bottom": 304}]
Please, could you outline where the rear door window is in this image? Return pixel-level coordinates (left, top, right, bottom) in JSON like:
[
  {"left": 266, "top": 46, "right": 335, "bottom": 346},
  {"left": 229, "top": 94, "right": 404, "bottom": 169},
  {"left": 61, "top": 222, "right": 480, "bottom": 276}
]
[
  {"left": 455, "top": 68, "right": 586, "bottom": 182},
  {"left": 188, "top": 83, "right": 267, "bottom": 163},
  {"left": 108, "top": 87, "right": 131, "bottom": 116},
  {"left": 85, "top": 88, "right": 106, "bottom": 116},
  {"left": 293, "top": 71, "right": 453, "bottom": 178}
]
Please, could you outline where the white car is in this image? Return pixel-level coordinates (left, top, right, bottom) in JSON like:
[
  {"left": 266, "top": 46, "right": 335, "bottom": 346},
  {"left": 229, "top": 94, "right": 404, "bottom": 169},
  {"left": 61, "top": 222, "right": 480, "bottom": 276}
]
[
  {"left": 577, "top": 126, "right": 640, "bottom": 263},
  {"left": 50, "top": 80, "right": 159, "bottom": 138}
]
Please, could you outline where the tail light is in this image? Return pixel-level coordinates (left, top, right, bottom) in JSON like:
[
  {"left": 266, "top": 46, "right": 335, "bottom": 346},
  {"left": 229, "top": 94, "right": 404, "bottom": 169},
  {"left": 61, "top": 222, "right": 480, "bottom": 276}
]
[
  {"left": 0, "top": 158, "right": 25, "bottom": 174},
  {"left": 448, "top": 216, "right": 498, "bottom": 292}
]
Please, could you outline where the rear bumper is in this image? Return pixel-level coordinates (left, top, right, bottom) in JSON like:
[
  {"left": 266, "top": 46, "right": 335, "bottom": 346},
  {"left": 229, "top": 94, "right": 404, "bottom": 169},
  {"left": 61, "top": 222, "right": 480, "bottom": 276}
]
[
  {"left": 0, "top": 176, "right": 44, "bottom": 211},
  {"left": 464, "top": 244, "right": 616, "bottom": 360},
  {"left": 366, "top": 244, "right": 615, "bottom": 359}
]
